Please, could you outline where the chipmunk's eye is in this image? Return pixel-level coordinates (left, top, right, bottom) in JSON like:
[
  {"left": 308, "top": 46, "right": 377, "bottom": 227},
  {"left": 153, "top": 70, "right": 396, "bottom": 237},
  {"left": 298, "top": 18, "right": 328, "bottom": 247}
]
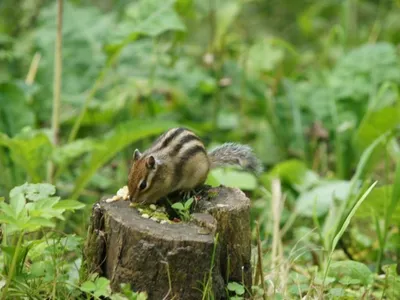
[{"left": 139, "top": 180, "right": 147, "bottom": 191}]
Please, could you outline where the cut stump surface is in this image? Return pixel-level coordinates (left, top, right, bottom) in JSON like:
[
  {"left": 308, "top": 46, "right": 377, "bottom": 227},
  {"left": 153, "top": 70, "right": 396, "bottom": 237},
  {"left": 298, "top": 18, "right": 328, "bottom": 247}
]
[{"left": 84, "top": 186, "right": 252, "bottom": 300}]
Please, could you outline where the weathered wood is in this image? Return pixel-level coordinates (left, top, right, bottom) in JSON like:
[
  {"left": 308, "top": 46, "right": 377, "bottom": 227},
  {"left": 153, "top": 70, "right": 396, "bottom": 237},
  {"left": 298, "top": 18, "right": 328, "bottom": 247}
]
[
  {"left": 83, "top": 186, "right": 252, "bottom": 300},
  {"left": 196, "top": 188, "right": 253, "bottom": 288}
]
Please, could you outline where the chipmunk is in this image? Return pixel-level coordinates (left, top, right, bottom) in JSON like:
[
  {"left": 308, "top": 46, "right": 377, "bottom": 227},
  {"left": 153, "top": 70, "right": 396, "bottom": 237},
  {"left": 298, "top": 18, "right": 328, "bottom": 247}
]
[{"left": 128, "top": 127, "right": 262, "bottom": 204}]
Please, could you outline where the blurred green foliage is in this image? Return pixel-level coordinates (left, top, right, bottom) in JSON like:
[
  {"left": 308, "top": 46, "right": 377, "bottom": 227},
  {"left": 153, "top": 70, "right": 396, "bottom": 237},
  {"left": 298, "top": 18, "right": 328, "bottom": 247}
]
[{"left": 1, "top": 0, "right": 400, "bottom": 298}]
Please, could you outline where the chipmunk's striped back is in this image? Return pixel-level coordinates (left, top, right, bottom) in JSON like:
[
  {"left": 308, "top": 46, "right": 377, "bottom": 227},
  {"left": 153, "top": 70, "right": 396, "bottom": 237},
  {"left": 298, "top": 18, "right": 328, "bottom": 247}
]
[{"left": 146, "top": 127, "right": 206, "bottom": 161}]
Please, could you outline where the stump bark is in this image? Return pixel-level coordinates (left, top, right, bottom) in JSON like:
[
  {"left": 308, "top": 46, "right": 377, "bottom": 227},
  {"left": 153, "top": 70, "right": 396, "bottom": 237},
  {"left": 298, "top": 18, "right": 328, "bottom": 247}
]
[{"left": 84, "top": 186, "right": 252, "bottom": 300}]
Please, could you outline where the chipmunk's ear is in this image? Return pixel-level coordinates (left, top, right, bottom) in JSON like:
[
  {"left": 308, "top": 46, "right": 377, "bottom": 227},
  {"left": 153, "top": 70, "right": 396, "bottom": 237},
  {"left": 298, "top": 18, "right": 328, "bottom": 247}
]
[
  {"left": 146, "top": 155, "right": 157, "bottom": 169},
  {"left": 133, "top": 149, "right": 142, "bottom": 162}
]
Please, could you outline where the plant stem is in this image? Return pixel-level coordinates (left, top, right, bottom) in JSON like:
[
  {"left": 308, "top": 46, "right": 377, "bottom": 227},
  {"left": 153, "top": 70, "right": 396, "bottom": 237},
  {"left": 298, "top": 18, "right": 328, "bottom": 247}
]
[
  {"left": 208, "top": 0, "right": 216, "bottom": 53},
  {"left": 48, "top": 0, "right": 63, "bottom": 182},
  {"left": 375, "top": 215, "right": 385, "bottom": 273},
  {"left": 208, "top": 0, "right": 221, "bottom": 133},
  {"left": 375, "top": 152, "right": 391, "bottom": 272},
  {"left": 25, "top": 52, "right": 41, "bottom": 107},
  {"left": 162, "top": 261, "right": 172, "bottom": 300},
  {"left": 202, "top": 233, "right": 219, "bottom": 300},
  {"left": 239, "top": 49, "right": 248, "bottom": 136},
  {"left": 25, "top": 52, "right": 41, "bottom": 86},
  {"left": 1, "top": 231, "right": 24, "bottom": 300},
  {"left": 255, "top": 221, "right": 267, "bottom": 299},
  {"left": 269, "top": 179, "right": 283, "bottom": 296},
  {"left": 342, "top": 0, "right": 358, "bottom": 48}
]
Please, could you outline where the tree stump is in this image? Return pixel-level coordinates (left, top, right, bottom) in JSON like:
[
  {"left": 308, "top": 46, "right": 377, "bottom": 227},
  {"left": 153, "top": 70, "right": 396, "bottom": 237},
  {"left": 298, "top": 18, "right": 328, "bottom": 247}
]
[{"left": 84, "top": 186, "right": 252, "bottom": 300}]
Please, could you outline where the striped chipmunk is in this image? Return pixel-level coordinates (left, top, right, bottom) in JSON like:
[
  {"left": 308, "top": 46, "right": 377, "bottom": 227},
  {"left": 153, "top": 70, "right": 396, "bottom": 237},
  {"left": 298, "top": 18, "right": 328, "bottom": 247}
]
[{"left": 127, "top": 127, "right": 262, "bottom": 204}]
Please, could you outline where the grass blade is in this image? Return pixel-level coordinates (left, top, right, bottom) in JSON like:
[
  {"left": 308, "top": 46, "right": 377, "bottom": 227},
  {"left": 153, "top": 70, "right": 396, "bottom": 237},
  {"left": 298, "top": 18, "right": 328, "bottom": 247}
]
[
  {"left": 331, "top": 181, "right": 377, "bottom": 251},
  {"left": 323, "top": 181, "right": 377, "bottom": 289}
]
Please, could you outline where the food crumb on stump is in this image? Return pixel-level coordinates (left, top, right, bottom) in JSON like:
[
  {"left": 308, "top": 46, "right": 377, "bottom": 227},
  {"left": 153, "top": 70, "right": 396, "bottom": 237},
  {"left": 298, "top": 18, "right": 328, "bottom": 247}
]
[
  {"left": 105, "top": 186, "right": 129, "bottom": 202},
  {"left": 104, "top": 185, "right": 221, "bottom": 225}
]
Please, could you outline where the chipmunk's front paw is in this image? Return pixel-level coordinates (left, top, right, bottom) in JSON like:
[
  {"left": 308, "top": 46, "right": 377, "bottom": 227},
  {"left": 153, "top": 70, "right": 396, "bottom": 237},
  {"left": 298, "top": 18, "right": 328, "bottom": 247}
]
[{"left": 179, "top": 189, "right": 195, "bottom": 200}]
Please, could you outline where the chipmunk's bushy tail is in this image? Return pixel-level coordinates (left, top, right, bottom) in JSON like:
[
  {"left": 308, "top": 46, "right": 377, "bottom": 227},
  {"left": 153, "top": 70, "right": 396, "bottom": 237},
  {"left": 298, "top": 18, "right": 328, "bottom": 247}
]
[{"left": 208, "top": 143, "right": 263, "bottom": 174}]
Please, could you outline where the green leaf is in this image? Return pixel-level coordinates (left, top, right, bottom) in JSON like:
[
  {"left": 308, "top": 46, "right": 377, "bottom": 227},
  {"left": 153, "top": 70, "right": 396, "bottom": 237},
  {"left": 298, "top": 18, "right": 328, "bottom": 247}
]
[
  {"left": 118, "top": 283, "right": 148, "bottom": 299},
  {"left": 295, "top": 82, "right": 334, "bottom": 122},
  {"left": 0, "top": 132, "right": 10, "bottom": 146},
  {"left": 184, "top": 198, "right": 194, "bottom": 210},
  {"left": 52, "top": 138, "right": 95, "bottom": 165},
  {"left": 247, "top": 38, "right": 285, "bottom": 74},
  {"left": 110, "top": 294, "right": 128, "bottom": 300},
  {"left": 80, "top": 281, "right": 96, "bottom": 293},
  {"left": 80, "top": 277, "right": 112, "bottom": 298},
  {"left": 199, "top": 78, "right": 217, "bottom": 95},
  {"left": 137, "top": 292, "right": 148, "bottom": 300},
  {"left": 36, "top": 1, "right": 115, "bottom": 107},
  {"left": 0, "top": 202, "right": 17, "bottom": 219},
  {"left": 71, "top": 120, "right": 177, "bottom": 199},
  {"left": 353, "top": 102, "right": 400, "bottom": 154},
  {"left": 338, "top": 276, "right": 361, "bottom": 285},
  {"left": 0, "top": 131, "right": 52, "bottom": 182},
  {"left": 111, "top": 0, "right": 186, "bottom": 45},
  {"left": 53, "top": 200, "right": 85, "bottom": 210},
  {"left": 330, "top": 43, "right": 400, "bottom": 101},
  {"left": 227, "top": 282, "right": 245, "bottom": 295},
  {"left": 296, "top": 181, "right": 351, "bottom": 217},
  {"left": 0, "top": 214, "right": 17, "bottom": 225},
  {"left": 267, "top": 159, "right": 319, "bottom": 192},
  {"left": 0, "top": 82, "right": 35, "bottom": 136},
  {"left": 26, "top": 217, "right": 55, "bottom": 229},
  {"left": 229, "top": 296, "right": 244, "bottom": 300},
  {"left": 213, "top": 1, "right": 241, "bottom": 50},
  {"left": 10, "top": 183, "right": 56, "bottom": 201},
  {"left": 128, "top": 0, "right": 185, "bottom": 36},
  {"left": 349, "top": 133, "right": 389, "bottom": 193},
  {"left": 328, "top": 260, "right": 373, "bottom": 286},
  {"left": 382, "top": 264, "right": 400, "bottom": 299},
  {"left": 171, "top": 202, "right": 184, "bottom": 210},
  {"left": 96, "top": 277, "right": 111, "bottom": 290},
  {"left": 216, "top": 112, "right": 239, "bottom": 130},
  {"left": 29, "top": 261, "right": 46, "bottom": 278},
  {"left": 356, "top": 185, "right": 400, "bottom": 222},
  {"left": 10, "top": 192, "right": 25, "bottom": 216},
  {"left": 60, "top": 235, "right": 83, "bottom": 251},
  {"left": 29, "top": 197, "right": 59, "bottom": 211},
  {"left": 207, "top": 168, "right": 257, "bottom": 190},
  {"left": 328, "top": 288, "right": 346, "bottom": 297}
]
